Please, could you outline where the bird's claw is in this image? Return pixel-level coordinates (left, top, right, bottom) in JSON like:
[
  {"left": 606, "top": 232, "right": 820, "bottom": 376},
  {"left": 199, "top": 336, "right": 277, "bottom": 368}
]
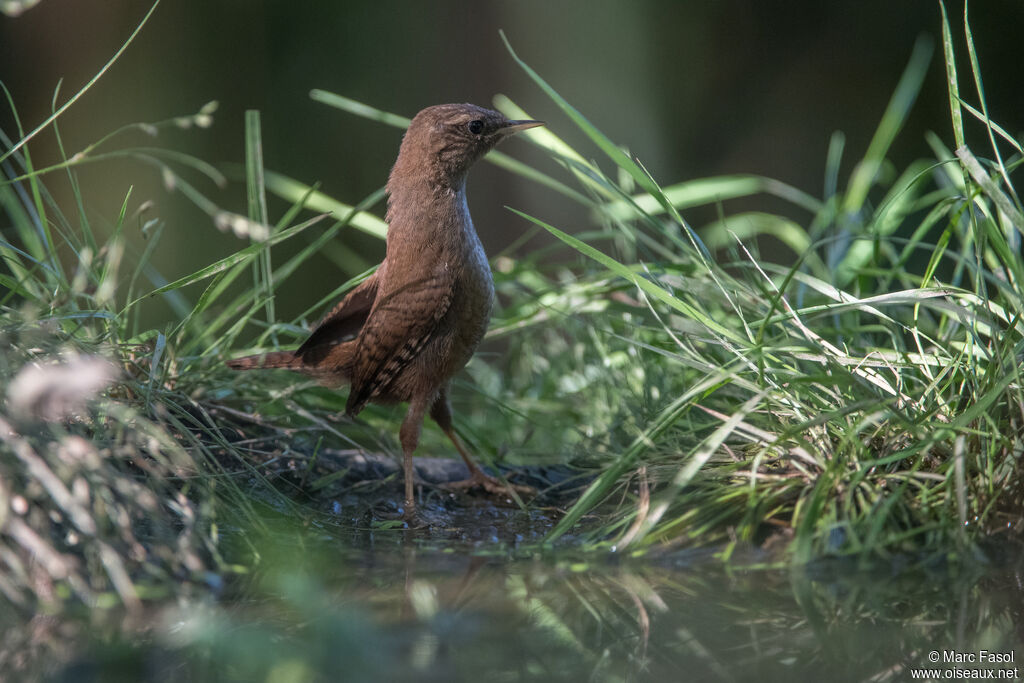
[{"left": 444, "top": 472, "right": 536, "bottom": 499}]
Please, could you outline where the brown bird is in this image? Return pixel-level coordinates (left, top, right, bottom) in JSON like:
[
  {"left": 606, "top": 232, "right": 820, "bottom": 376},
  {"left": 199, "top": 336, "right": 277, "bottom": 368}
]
[{"left": 228, "top": 103, "right": 542, "bottom": 519}]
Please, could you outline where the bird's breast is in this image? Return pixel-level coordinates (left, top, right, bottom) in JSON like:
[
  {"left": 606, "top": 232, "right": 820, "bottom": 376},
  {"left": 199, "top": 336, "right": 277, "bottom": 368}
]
[{"left": 448, "top": 222, "right": 494, "bottom": 351}]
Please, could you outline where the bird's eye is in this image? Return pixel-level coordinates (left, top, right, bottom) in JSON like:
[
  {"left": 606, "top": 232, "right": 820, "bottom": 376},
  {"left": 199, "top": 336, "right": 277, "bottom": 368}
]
[{"left": 468, "top": 119, "right": 484, "bottom": 135}]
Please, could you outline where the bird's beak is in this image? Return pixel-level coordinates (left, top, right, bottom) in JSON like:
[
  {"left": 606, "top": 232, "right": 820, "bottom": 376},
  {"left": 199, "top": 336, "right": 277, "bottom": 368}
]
[{"left": 499, "top": 119, "right": 545, "bottom": 135}]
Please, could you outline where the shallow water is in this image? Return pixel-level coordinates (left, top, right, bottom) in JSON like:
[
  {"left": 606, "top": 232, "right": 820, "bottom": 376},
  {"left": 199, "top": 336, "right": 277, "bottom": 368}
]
[{"left": 6, "top": 508, "right": 1024, "bottom": 682}]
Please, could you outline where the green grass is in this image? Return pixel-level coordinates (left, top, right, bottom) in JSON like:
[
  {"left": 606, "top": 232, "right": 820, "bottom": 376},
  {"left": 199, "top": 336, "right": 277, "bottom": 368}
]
[
  {"left": 1, "top": 0, "right": 1021, "bottom": 614},
  {"left": 483, "top": 6, "right": 1024, "bottom": 560}
]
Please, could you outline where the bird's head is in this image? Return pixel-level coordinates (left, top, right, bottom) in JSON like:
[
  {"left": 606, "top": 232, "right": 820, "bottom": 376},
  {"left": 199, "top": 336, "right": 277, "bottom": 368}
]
[{"left": 392, "top": 103, "right": 543, "bottom": 187}]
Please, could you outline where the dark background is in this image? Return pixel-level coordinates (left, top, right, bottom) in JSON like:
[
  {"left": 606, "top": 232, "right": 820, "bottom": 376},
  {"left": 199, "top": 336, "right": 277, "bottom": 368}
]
[{"left": 2, "top": 0, "right": 1022, "bottom": 326}]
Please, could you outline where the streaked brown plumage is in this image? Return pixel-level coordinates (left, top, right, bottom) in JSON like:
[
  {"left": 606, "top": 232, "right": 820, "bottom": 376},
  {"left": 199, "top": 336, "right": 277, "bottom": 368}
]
[{"left": 227, "top": 103, "right": 542, "bottom": 518}]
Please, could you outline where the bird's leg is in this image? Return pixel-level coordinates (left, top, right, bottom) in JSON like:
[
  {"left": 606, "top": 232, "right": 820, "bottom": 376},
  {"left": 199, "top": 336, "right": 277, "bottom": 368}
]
[
  {"left": 398, "top": 397, "right": 430, "bottom": 521},
  {"left": 429, "top": 389, "right": 535, "bottom": 499}
]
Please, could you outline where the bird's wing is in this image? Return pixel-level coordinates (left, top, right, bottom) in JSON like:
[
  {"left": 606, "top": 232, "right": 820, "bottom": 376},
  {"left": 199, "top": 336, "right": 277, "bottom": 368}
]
[
  {"left": 345, "top": 271, "right": 453, "bottom": 416},
  {"left": 296, "top": 270, "right": 380, "bottom": 358}
]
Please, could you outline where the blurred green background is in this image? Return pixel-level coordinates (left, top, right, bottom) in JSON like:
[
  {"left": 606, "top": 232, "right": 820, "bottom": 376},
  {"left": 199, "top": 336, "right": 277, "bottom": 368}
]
[{"left": 2, "top": 0, "right": 1022, "bottom": 327}]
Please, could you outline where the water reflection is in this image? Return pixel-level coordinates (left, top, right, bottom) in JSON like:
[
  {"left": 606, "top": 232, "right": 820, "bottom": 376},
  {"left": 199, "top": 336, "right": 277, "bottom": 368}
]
[{"left": 5, "top": 519, "right": 1021, "bottom": 682}]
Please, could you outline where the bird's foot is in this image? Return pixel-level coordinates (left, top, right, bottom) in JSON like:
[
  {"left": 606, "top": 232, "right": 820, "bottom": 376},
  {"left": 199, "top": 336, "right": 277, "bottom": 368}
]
[
  {"left": 444, "top": 471, "right": 536, "bottom": 500},
  {"left": 400, "top": 502, "right": 429, "bottom": 529}
]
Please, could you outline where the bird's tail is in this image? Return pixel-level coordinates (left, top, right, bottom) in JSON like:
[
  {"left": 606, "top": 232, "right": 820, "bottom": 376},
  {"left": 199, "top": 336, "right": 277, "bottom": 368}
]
[{"left": 226, "top": 350, "right": 302, "bottom": 371}]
